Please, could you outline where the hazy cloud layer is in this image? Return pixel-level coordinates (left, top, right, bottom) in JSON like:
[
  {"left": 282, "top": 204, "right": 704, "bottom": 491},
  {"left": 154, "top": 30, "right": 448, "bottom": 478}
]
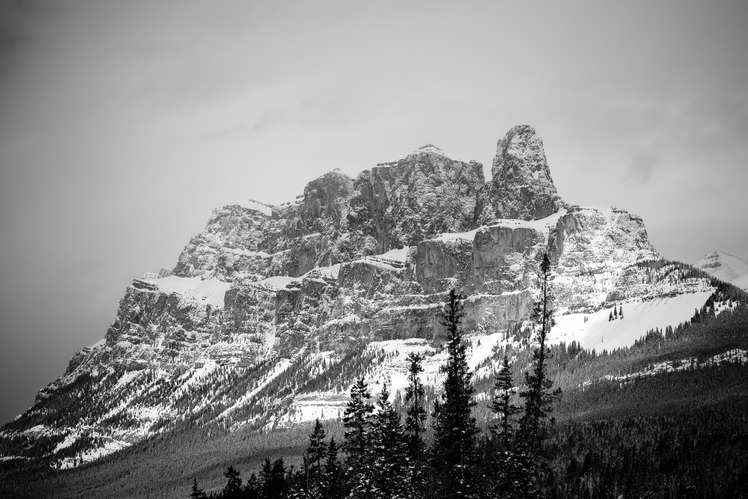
[{"left": 0, "top": 0, "right": 747, "bottom": 424}]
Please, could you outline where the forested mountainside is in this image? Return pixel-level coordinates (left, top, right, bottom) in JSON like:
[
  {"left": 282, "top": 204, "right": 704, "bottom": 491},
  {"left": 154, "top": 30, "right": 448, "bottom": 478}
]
[{"left": 1, "top": 125, "right": 746, "bottom": 498}]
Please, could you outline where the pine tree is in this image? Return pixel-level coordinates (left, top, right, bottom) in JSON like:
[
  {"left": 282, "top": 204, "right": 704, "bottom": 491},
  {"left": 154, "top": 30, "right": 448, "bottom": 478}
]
[
  {"left": 609, "top": 311, "right": 613, "bottom": 322},
  {"left": 189, "top": 477, "right": 207, "bottom": 499},
  {"left": 517, "top": 253, "right": 561, "bottom": 494},
  {"left": 431, "top": 289, "right": 479, "bottom": 498},
  {"left": 223, "top": 466, "right": 243, "bottom": 499},
  {"left": 619, "top": 305, "right": 623, "bottom": 319},
  {"left": 613, "top": 306, "right": 618, "bottom": 319},
  {"left": 371, "top": 382, "right": 409, "bottom": 498}
]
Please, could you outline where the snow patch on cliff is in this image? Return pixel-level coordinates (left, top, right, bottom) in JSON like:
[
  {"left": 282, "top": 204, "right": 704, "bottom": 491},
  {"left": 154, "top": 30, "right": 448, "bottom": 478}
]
[
  {"left": 493, "top": 208, "right": 566, "bottom": 232},
  {"left": 236, "top": 199, "right": 273, "bottom": 216},
  {"left": 253, "top": 275, "right": 299, "bottom": 291},
  {"left": 143, "top": 275, "right": 232, "bottom": 308}
]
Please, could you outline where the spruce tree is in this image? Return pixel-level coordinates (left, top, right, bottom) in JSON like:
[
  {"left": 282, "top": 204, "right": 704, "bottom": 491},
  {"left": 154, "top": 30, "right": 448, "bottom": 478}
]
[
  {"left": 323, "top": 438, "right": 343, "bottom": 499},
  {"left": 404, "top": 352, "right": 427, "bottom": 461},
  {"left": 343, "top": 376, "right": 375, "bottom": 497},
  {"left": 244, "top": 473, "right": 260, "bottom": 499},
  {"left": 371, "top": 382, "right": 409, "bottom": 498},
  {"left": 490, "top": 355, "right": 520, "bottom": 449},
  {"left": 517, "top": 253, "right": 561, "bottom": 493},
  {"left": 259, "top": 458, "right": 287, "bottom": 499},
  {"left": 270, "top": 459, "right": 287, "bottom": 499},
  {"left": 305, "top": 419, "right": 327, "bottom": 493},
  {"left": 489, "top": 355, "right": 523, "bottom": 497},
  {"left": 431, "top": 289, "right": 479, "bottom": 498},
  {"left": 223, "top": 465, "right": 243, "bottom": 499},
  {"left": 404, "top": 352, "right": 428, "bottom": 497}
]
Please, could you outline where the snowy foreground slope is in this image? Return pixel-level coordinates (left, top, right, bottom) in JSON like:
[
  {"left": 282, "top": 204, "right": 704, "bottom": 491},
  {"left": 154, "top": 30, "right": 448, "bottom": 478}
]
[{"left": 0, "top": 125, "right": 733, "bottom": 469}]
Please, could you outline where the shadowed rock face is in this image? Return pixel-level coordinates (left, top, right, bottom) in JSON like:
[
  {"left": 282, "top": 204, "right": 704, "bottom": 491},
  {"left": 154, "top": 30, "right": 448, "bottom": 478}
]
[{"left": 481, "top": 125, "right": 564, "bottom": 222}]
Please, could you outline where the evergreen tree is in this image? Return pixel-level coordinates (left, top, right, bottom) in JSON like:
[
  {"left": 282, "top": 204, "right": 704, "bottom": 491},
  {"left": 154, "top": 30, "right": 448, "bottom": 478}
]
[
  {"left": 609, "top": 311, "right": 613, "bottom": 322},
  {"left": 270, "top": 459, "right": 288, "bottom": 499},
  {"left": 371, "top": 382, "right": 409, "bottom": 498},
  {"left": 619, "top": 305, "right": 624, "bottom": 319},
  {"left": 431, "top": 289, "right": 479, "bottom": 498},
  {"left": 342, "top": 376, "right": 375, "bottom": 497},
  {"left": 517, "top": 253, "right": 561, "bottom": 494},
  {"left": 259, "top": 458, "right": 287, "bottom": 499},
  {"left": 323, "top": 438, "right": 343, "bottom": 499},
  {"left": 404, "top": 352, "right": 428, "bottom": 497},
  {"left": 613, "top": 306, "right": 618, "bottom": 319},
  {"left": 404, "top": 352, "right": 427, "bottom": 461},
  {"left": 489, "top": 356, "right": 524, "bottom": 498},
  {"left": 189, "top": 477, "right": 207, "bottom": 499},
  {"left": 305, "top": 419, "right": 327, "bottom": 494},
  {"left": 244, "top": 473, "right": 260, "bottom": 499},
  {"left": 223, "top": 466, "right": 243, "bottom": 499},
  {"left": 490, "top": 355, "right": 520, "bottom": 449}
]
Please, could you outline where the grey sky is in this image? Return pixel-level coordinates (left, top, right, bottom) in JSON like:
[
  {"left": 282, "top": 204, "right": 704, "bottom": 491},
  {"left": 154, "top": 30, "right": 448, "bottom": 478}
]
[{"left": 1, "top": 0, "right": 747, "bottom": 425}]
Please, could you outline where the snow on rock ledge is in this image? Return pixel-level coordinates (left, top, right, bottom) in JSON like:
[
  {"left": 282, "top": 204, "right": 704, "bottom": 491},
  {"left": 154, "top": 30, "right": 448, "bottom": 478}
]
[{"left": 141, "top": 275, "right": 232, "bottom": 308}]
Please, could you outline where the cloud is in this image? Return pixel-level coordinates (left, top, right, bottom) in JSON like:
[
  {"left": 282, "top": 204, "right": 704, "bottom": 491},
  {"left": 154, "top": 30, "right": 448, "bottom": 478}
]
[{"left": 627, "top": 149, "right": 661, "bottom": 184}]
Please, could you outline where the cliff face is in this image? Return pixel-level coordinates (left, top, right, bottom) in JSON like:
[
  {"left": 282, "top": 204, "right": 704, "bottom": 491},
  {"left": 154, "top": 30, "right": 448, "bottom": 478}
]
[
  {"left": 1, "top": 125, "right": 713, "bottom": 470},
  {"left": 348, "top": 145, "right": 485, "bottom": 253},
  {"left": 481, "top": 125, "right": 564, "bottom": 222}
]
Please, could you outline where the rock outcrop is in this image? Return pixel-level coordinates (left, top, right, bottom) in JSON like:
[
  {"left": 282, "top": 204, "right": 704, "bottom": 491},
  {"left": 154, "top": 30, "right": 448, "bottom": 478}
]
[
  {"left": 481, "top": 125, "right": 564, "bottom": 222},
  {"left": 348, "top": 145, "right": 485, "bottom": 253}
]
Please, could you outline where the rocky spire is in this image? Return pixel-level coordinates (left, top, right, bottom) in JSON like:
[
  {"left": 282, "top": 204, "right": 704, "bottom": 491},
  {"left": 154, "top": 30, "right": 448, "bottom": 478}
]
[{"left": 481, "top": 125, "right": 564, "bottom": 221}]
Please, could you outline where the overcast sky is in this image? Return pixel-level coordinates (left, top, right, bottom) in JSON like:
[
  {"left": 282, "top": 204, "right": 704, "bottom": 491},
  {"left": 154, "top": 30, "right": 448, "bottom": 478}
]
[{"left": 0, "top": 0, "right": 746, "bottom": 425}]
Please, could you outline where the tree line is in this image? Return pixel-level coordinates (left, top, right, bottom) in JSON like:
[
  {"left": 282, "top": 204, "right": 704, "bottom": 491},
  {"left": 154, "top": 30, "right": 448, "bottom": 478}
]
[{"left": 190, "top": 255, "right": 559, "bottom": 498}]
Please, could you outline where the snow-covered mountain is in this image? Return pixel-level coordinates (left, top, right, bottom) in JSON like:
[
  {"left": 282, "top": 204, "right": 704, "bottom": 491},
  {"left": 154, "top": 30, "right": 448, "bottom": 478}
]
[
  {"left": 693, "top": 250, "right": 748, "bottom": 291},
  {"left": 0, "top": 125, "right": 733, "bottom": 469}
]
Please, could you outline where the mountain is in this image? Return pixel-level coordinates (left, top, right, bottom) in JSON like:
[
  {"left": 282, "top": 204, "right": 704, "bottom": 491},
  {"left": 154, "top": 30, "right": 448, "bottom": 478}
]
[
  {"left": 693, "top": 250, "right": 748, "bottom": 291},
  {"left": 0, "top": 125, "right": 741, "bottom": 487}
]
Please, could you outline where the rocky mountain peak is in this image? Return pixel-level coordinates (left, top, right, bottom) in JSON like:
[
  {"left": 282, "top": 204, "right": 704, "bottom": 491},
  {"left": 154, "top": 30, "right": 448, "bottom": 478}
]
[
  {"left": 412, "top": 143, "right": 446, "bottom": 157},
  {"left": 481, "top": 125, "right": 564, "bottom": 222},
  {"left": 693, "top": 250, "right": 748, "bottom": 288},
  {"left": 299, "top": 169, "right": 355, "bottom": 230},
  {"left": 6, "top": 124, "right": 721, "bottom": 477}
]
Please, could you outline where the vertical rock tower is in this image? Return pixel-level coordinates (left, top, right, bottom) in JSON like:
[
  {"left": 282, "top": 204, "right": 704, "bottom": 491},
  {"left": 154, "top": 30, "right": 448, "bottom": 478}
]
[{"left": 482, "top": 124, "right": 564, "bottom": 222}]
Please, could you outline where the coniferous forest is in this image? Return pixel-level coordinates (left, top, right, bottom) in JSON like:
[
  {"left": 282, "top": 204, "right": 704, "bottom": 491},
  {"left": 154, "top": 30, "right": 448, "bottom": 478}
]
[
  {"left": 185, "top": 256, "right": 748, "bottom": 499},
  {"left": 1, "top": 257, "right": 747, "bottom": 498}
]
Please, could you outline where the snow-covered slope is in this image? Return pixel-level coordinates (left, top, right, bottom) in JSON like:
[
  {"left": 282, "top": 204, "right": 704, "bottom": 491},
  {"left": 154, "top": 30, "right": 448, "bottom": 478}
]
[
  {"left": 693, "top": 250, "right": 748, "bottom": 290},
  {"left": 550, "top": 289, "right": 714, "bottom": 351}
]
